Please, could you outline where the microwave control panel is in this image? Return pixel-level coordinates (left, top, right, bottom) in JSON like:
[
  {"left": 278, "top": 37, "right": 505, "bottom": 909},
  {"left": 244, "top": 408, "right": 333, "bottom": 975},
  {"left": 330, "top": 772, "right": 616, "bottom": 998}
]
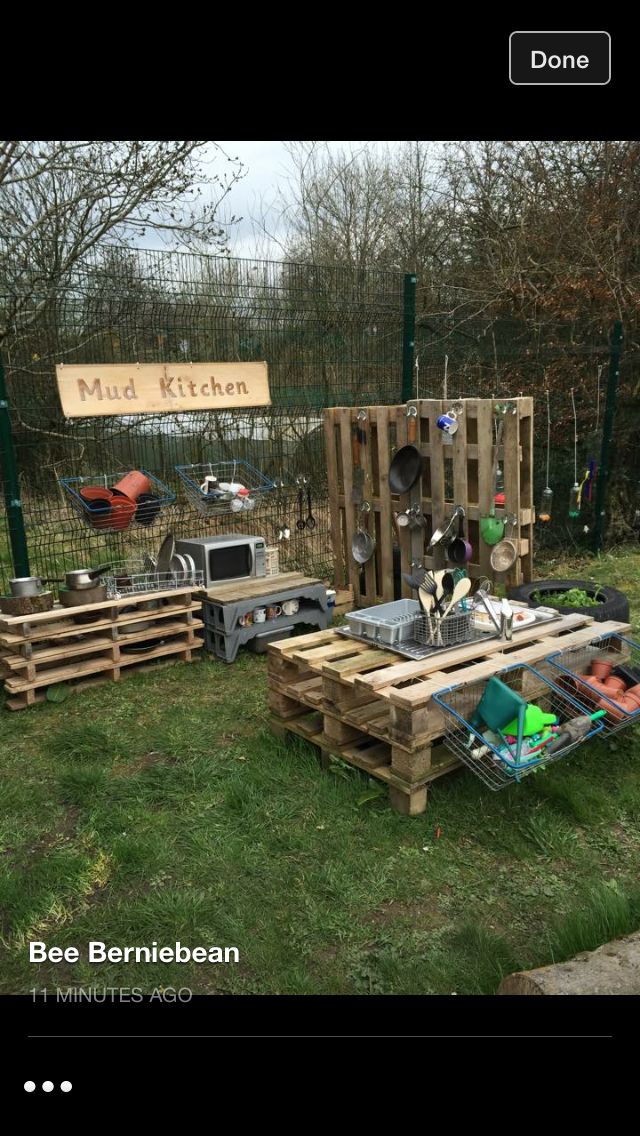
[{"left": 254, "top": 541, "right": 266, "bottom": 575}]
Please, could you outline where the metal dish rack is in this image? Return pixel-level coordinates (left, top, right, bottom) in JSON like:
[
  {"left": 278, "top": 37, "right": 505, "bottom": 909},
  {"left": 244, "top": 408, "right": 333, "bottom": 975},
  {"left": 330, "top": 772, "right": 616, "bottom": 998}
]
[
  {"left": 546, "top": 633, "right": 640, "bottom": 736},
  {"left": 59, "top": 470, "right": 175, "bottom": 532},
  {"left": 414, "top": 609, "right": 474, "bottom": 648},
  {"left": 433, "top": 664, "right": 605, "bottom": 791},
  {"left": 104, "top": 560, "right": 204, "bottom": 599},
  {"left": 175, "top": 460, "right": 275, "bottom": 517}
]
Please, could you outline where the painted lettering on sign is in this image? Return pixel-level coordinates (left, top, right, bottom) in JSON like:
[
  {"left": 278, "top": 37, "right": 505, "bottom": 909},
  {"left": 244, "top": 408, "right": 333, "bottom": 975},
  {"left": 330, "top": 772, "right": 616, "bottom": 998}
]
[{"left": 55, "top": 362, "right": 270, "bottom": 417}]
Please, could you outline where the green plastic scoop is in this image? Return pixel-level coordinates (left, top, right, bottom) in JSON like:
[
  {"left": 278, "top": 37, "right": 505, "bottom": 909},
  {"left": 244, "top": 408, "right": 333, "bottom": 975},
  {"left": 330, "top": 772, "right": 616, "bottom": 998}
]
[{"left": 503, "top": 705, "right": 558, "bottom": 738}]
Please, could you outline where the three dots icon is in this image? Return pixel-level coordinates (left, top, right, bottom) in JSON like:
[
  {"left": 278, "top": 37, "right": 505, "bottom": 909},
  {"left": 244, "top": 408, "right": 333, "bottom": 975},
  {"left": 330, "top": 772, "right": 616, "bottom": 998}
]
[{"left": 24, "top": 1081, "right": 72, "bottom": 1092}]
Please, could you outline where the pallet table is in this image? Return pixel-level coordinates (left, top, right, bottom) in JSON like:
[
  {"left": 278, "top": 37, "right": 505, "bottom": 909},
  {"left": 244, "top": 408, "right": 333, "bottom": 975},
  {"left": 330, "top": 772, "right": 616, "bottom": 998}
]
[
  {"left": 267, "top": 613, "right": 631, "bottom": 815},
  {"left": 324, "top": 397, "right": 534, "bottom": 608},
  {"left": 197, "top": 572, "right": 330, "bottom": 662},
  {"left": 0, "top": 586, "right": 203, "bottom": 709}
]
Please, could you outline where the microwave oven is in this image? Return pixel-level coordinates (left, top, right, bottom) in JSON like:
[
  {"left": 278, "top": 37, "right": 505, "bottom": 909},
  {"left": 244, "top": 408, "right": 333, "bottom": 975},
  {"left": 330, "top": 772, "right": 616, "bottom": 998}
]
[{"left": 175, "top": 535, "right": 266, "bottom": 586}]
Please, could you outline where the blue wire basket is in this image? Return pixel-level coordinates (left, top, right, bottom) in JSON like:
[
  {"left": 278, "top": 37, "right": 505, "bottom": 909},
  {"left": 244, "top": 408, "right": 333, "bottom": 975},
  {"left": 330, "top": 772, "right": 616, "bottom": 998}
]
[
  {"left": 433, "top": 663, "right": 605, "bottom": 790},
  {"left": 546, "top": 633, "right": 640, "bottom": 736},
  {"left": 59, "top": 470, "right": 176, "bottom": 533},
  {"left": 175, "top": 460, "right": 275, "bottom": 517}
]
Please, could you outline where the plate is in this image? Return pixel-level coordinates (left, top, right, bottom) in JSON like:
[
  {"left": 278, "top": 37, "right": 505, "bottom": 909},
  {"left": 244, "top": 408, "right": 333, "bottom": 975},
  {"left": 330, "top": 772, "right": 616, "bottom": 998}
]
[
  {"left": 156, "top": 533, "right": 175, "bottom": 576},
  {"left": 474, "top": 604, "right": 537, "bottom": 630}
]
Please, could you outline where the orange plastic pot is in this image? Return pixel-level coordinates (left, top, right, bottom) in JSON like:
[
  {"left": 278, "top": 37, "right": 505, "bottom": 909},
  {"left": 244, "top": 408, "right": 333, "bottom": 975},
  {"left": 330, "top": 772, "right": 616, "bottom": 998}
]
[
  {"left": 591, "top": 659, "right": 613, "bottom": 681},
  {"left": 108, "top": 494, "right": 136, "bottom": 531},
  {"left": 604, "top": 676, "right": 626, "bottom": 694},
  {"left": 111, "top": 470, "right": 152, "bottom": 501},
  {"left": 79, "top": 486, "right": 114, "bottom": 530},
  {"left": 624, "top": 685, "right": 640, "bottom": 708}
]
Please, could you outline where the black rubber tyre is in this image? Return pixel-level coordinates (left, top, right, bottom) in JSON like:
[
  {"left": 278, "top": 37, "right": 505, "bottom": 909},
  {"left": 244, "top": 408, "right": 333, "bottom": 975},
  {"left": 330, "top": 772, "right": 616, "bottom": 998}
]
[{"left": 507, "top": 579, "right": 629, "bottom": 624}]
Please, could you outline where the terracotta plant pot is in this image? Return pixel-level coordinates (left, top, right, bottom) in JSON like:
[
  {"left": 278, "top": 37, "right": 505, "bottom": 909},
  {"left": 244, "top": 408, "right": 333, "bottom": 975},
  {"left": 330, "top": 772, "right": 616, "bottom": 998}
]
[
  {"left": 603, "top": 676, "right": 627, "bottom": 694},
  {"left": 79, "top": 486, "right": 113, "bottom": 530},
  {"left": 624, "top": 685, "right": 640, "bottom": 709},
  {"left": 596, "top": 696, "right": 628, "bottom": 722},
  {"left": 111, "top": 470, "right": 152, "bottom": 501},
  {"left": 108, "top": 494, "right": 136, "bottom": 531},
  {"left": 590, "top": 659, "right": 613, "bottom": 681}
]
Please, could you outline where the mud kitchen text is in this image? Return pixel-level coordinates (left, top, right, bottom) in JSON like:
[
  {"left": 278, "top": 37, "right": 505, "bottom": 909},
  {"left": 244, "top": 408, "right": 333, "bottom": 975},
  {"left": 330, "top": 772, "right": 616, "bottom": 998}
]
[
  {"left": 29, "top": 941, "right": 240, "bottom": 964},
  {"left": 77, "top": 375, "right": 249, "bottom": 402}
]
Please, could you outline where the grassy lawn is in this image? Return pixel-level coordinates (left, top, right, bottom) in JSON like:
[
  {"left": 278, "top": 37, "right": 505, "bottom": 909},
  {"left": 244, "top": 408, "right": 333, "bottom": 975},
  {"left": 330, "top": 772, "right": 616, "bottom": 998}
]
[{"left": 2, "top": 546, "right": 640, "bottom": 995}]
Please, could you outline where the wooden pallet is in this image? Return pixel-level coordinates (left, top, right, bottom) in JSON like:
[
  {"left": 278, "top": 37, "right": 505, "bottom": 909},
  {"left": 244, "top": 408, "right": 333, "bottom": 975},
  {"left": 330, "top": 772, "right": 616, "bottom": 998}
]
[
  {"left": 0, "top": 587, "right": 203, "bottom": 709},
  {"left": 324, "top": 397, "right": 534, "bottom": 607},
  {"left": 267, "top": 615, "right": 632, "bottom": 814}
]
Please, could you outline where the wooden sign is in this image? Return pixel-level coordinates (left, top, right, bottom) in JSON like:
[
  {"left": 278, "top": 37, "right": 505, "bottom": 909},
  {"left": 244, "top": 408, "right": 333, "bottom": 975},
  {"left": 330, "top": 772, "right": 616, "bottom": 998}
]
[{"left": 55, "top": 362, "right": 271, "bottom": 418}]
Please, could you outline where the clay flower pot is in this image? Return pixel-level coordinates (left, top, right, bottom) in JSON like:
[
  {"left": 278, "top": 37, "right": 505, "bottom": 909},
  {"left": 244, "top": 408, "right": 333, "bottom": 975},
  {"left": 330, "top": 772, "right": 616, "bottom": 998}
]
[
  {"left": 624, "top": 685, "right": 640, "bottom": 709},
  {"left": 79, "top": 486, "right": 113, "bottom": 530},
  {"left": 603, "top": 676, "right": 626, "bottom": 694},
  {"left": 108, "top": 494, "right": 136, "bottom": 531},
  {"left": 596, "top": 696, "right": 628, "bottom": 722},
  {"left": 111, "top": 470, "right": 152, "bottom": 501},
  {"left": 591, "top": 659, "right": 613, "bottom": 681}
]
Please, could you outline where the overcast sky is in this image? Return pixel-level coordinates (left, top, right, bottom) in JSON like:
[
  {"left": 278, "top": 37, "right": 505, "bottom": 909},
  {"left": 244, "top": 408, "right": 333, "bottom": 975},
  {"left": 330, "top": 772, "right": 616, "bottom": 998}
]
[{"left": 212, "top": 141, "right": 404, "bottom": 259}]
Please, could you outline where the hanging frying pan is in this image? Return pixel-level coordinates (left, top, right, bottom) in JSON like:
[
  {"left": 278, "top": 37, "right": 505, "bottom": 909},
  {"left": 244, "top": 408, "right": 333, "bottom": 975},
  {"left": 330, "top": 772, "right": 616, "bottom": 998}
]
[
  {"left": 352, "top": 502, "right": 376, "bottom": 565},
  {"left": 388, "top": 405, "right": 422, "bottom": 494}
]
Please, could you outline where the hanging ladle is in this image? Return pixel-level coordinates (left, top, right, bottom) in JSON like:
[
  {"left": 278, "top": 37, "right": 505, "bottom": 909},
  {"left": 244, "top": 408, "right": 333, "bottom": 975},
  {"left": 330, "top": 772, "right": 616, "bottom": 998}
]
[{"left": 351, "top": 502, "right": 376, "bottom": 565}]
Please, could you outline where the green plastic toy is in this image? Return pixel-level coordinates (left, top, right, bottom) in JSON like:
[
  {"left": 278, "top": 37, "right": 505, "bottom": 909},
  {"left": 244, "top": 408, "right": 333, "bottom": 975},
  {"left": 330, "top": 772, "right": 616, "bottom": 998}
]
[{"left": 503, "top": 705, "right": 558, "bottom": 738}]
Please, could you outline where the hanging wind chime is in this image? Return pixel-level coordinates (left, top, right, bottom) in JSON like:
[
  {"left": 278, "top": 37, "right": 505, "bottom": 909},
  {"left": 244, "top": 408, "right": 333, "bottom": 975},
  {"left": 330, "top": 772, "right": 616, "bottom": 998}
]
[{"left": 538, "top": 388, "right": 553, "bottom": 522}]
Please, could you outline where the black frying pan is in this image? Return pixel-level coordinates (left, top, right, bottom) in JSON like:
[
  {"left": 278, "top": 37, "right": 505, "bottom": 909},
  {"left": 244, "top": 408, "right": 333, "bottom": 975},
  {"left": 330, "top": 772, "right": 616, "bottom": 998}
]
[{"left": 389, "top": 445, "right": 422, "bottom": 494}]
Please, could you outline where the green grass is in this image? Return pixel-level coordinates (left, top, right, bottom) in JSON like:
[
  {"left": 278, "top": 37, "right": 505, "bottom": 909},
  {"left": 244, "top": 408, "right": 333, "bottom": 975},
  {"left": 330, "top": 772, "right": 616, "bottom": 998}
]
[{"left": 2, "top": 547, "right": 640, "bottom": 994}]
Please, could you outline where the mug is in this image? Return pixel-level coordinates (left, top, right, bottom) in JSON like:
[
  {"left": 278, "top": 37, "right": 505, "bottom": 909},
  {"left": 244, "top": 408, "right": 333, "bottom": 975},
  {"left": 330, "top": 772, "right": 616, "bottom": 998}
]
[
  {"left": 238, "top": 612, "right": 253, "bottom": 627},
  {"left": 282, "top": 599, "right": 299, "bottom": 616},
  {"left": 436, "top": 413, "right": 458, "bottom": 435},
  {"left": 266, "top": 605, "right": 282, "bottom": 620},
  {"left": 253, "top": 607, "right": 267, "bottom": 623}
]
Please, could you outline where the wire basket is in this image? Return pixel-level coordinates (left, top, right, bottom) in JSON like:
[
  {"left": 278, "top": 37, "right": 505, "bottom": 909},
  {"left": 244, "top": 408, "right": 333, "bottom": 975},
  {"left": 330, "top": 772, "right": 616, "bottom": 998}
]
[
  {"left": 104, "top": 559, "right": 204, "bottom": 598},
  {"left": 546, "top": 633, "right": 640, "bottom": 736},
  {"left": 414, "top": 608, "right": 474, "bottom": 647},
  {"left": 59, "top": 470, "right": 175, "bottom": 533},
  {"left": 433, "top": 664, "right": 605, "bottom": 791},
  {"left": 175, "top": 460, "right": 274, "bottom": 517}
]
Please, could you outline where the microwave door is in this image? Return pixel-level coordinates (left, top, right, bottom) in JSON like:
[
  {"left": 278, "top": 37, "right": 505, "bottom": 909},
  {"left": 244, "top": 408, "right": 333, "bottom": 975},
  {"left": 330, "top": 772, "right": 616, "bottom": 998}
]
[{"left": 208, "top": 543, "right": 253, "bottom": 582}]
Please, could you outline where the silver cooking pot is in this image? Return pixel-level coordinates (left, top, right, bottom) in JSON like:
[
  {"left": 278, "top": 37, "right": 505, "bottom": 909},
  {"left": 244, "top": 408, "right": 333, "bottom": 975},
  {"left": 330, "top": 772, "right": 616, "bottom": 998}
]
[
  {"left": 64, "top": 564, "right": 112, "bottom": 590},
  {"left": 10, "top": 576, "right": 45, "bottom": 598}
]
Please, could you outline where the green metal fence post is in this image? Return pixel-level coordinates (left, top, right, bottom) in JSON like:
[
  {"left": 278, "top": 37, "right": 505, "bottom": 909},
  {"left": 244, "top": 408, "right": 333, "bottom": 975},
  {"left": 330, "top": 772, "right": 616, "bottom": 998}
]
[
  {"left": 0, "top": 356, "right": 30, "bottom": 577},
  {"left": 401, "top": 273, "right": 417, "bottom": 402},
  {"left": 593, "top": 320, "right": 623, "bottom": 552}
]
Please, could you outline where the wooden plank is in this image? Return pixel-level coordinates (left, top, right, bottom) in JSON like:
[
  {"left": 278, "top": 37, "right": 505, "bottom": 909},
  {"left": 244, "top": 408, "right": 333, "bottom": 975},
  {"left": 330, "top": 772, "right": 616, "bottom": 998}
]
[
  {"left": 322, "top": 648, "right": 399, "bottom": 677},
  {"left": 267, "top": 629, "right": 336, "bottom": 656},
  {"left": 199, "top": 572, "right": 319, "bottom": 604},
  {"left": 1, "top": 618, "right": 205, "bottom": 669},
  {"left": 476, "top": 399, "right": 497, "bottom": 579},
  {"left": 324, "top": 409, "right": 345, "bottom": 588},
  {"left": 360, "top": 409, "right": 377, "bottom": 604},
  {"left": 375, "top": 406, "right": 394, "bottom": 602},
  {"left": 291, "top": 641, "right": 369, "bottom": 664},
  {"left": 4, "top": 635, "right": 202, "bottom": 694},
  {"left": 395, "top": 404, "right": 412, "bottom": 599},
  {"left": 0, "top": 599, "right": 201, "bottom": 648},
  {"left": 0, "top": 586, "right": 198, "bottom": 631},
  {"left": 339, "top": 407, "right": 359, "bottom": 603},
  {"left": 386, "top": 620, "right": 631, "bottom": 709}
]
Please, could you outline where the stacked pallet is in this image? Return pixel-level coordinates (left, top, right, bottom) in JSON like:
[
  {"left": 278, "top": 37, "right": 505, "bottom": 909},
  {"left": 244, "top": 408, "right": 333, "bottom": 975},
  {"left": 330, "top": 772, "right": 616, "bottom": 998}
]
[
  {"left": 0, "top": 587, "right": 203, "bottom": 709},
  {"left": 268, "top": 614, "right": 631, "bottom": 814}
]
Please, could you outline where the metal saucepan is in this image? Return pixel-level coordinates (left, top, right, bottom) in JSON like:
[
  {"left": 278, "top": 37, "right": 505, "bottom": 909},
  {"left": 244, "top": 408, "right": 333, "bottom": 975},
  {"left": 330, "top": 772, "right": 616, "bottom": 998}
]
[
  {"left": 388, "top": 405, "right": 422, "bottom": 494},
  {"left": 447, "top": 507, "right": 473, "bottom": 565},
  {"left": 10, "top": 576, "right": 45, "bottom": 598},
  {"left": 352, "top": 502, "right": 376, "bottom": 565},
  {"left": 64, "top": 564, "right": 112, "bottom": 590},
  {"left": 490, "top": 515, "right": 518, "bottom": 573}
]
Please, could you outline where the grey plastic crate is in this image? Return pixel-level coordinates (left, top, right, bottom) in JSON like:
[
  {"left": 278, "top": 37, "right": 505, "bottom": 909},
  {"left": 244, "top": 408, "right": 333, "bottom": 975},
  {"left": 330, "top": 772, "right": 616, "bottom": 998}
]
[{"left": 345, "top": 599, "right": 420, "bottom": 645}]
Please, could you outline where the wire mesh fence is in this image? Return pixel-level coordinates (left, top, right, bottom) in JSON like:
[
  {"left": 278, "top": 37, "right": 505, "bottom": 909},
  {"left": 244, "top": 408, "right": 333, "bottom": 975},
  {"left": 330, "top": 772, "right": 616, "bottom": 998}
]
[{"left": 1, "top": 245, "right": 639, "bottom": 594}]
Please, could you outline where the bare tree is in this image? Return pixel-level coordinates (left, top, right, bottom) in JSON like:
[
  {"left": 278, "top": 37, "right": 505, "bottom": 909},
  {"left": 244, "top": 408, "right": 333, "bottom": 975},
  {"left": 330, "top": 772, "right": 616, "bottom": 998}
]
[{"left": 0, "top": 140, "right": 245, "bottom": 342}]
